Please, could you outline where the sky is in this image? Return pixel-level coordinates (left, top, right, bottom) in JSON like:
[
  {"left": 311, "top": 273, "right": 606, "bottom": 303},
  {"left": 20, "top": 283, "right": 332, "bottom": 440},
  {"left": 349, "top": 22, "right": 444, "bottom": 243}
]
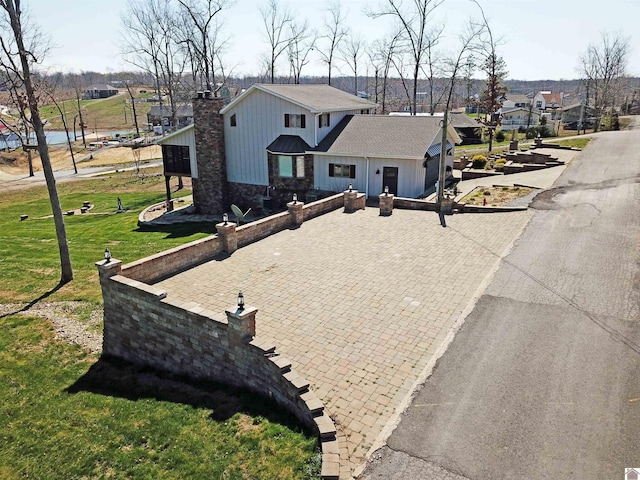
[{"left": 22, "top": 0, "right": 640, "bottom": 81}]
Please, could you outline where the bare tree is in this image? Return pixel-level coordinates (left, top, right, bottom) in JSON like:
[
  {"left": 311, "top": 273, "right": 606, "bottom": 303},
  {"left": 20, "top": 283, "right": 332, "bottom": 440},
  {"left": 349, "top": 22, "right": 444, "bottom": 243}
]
[
  {"left": 368, "top": 0, "right": 445, "bottom": 114},
  {"left": 317, "top": 0, "right": 348, "bottom": 86},
  {"left": 260, "top": 0, "right": 303, "bottom": 84},
  {"left": 122, "top": 73, "right": 141, "bottom": 135},
  {"left": 121, "top": 0, "right": 187, "bottom": 133},
  {"left": 471, "top": 0, "right": 506, "bottom": 152},
  {"left": 176, "top": 0, "right": 232, "bottom": 91},
  {"left": 579, "top": 31, "right": 630, "bottom": 131},
  {"left": 0, "top": 76, "right": 35, "bottom": 175},
  {"left": 0, "top": 0, "right": 73, "bottom": 283},
  {"left": 340, "top": 34, "right": 366, "bottom": 95},
  {"left": 288, "top": 21, "right": 316, "bottom": 84}
]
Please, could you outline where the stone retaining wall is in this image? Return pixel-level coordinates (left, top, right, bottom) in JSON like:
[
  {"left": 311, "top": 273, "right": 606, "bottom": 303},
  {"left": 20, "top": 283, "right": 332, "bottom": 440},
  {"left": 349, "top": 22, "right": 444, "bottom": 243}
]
[{"left": 96, "top": 191, "right": 359, "bottom": 479}]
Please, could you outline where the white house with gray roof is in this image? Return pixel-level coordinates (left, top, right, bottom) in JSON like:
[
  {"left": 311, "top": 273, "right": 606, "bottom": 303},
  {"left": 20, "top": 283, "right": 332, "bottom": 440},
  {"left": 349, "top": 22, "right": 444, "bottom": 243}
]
[{"left": 157, "top": 84, "right": 461, "bottom": 213}]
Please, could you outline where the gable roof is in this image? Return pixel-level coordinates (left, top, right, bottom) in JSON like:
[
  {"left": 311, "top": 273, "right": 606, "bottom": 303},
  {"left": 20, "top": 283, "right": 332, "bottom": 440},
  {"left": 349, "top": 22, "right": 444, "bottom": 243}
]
[
  {"left": 503, "top": 93, "right": 530, "bottom": 104},
  {"left": 154, "top": 124, "right": 194, "bottom": 144},
  {"left": 541, "top": 92, "right": 562, "bottom": 105},
  {"left": 449, "top": 113, "right": 479, "bottom": 128},
  {"left": 86, "top": 84, "right": 117, "bottom": 91},
  {"left": 220, "top": 83, "right": 377, "bottom": 114},
  {"left": 314, "top": 115, "right": 460, "bottom": 159}
]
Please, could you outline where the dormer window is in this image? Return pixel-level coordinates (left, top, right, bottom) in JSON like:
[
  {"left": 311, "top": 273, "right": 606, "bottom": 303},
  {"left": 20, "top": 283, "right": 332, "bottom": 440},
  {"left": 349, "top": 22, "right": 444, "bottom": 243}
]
[{"left": 285, "top": 114, "right": 306, "bottom": 128}]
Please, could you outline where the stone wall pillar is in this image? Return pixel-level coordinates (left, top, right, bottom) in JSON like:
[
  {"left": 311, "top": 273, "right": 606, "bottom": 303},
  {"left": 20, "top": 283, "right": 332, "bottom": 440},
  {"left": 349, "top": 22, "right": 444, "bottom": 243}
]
[
  {"left": 287, "top": 200, "right": 304, "bottom": 226},
  {"left": 193, "top": 91, "right": 227, "bottom": 215},
  {"left": 344, "top": 188, "right": 365, "bottom": 213},
  {"left": 226, "top": 305, "right": 257, "bottom": 347},
  {"left": 216, "top": 221, "right": 237, "bottom": 254},
  {"left": 95, "top": 258, "right": 122, "bottom": 287},
  {"left": 379, "top": 192, "right": 394, "bottom": 216}
]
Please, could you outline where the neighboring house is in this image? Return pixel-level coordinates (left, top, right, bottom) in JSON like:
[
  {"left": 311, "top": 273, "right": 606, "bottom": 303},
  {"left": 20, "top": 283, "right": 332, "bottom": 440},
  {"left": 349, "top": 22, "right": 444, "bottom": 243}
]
[
  {"left": 501, "top": 93, "right": 531, "bottom": 109},
  {"left": 147, "top": 105, "right": 194, "bottom": 131},
  {"left": 0, "top": 131, "right": 21, "bottom": 150},
  {"left": 449, "top": 113, "right": 482, "bottom": 144},
  {"left": 84, "top": 84, "right": 118, "bottom": 99},
  {"left": 501, "top": 107, "right": 540, "bottom": 131},
  {"left": 157, "top": 84, "right": 461, "bottom": 213},
  {"left": 561, "top": 103, "right": 596, "bottom": 129},
  {"left": 533, "top": 91, "right": 564, "bottom": 119}
]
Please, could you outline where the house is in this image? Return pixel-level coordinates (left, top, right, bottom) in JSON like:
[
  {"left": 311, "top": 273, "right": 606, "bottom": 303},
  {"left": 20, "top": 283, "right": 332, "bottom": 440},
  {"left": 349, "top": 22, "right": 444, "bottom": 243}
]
[
  {"left": 626, "top": 468, "right": 640, "bottom": 480},
  {"left": 561, "top": 103, "right": 596, "bottom": 129},
  {"left": 146, "top": 105, "right": 194, "bottom": 131},
  {"left": 157, "top": 84, "right": 461, "bottom": 213},
  {"left": 533, "top": 91, "right": 564, "bottom": 119},
  {"left": 501, "top": 93, "right": 531, "bottom": 109},
  {"left": 500, "top": 107, "right": 540, "bottom": 131},
  {"left": 84, "top": 84, "right": 118, "bottom": 99}
]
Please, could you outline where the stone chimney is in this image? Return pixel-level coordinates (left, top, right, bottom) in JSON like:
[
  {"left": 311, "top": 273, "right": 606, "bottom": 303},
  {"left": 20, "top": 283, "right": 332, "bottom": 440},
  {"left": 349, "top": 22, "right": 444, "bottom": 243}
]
[{"left": 192, "top": 91, "right": 227, "bottom": 214}]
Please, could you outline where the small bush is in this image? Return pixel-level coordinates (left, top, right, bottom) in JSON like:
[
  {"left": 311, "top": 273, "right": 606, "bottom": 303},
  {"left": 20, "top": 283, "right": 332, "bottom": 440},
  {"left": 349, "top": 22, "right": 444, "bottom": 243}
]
[
  {"left": 495, "top": 130, "right": 506, "bottom": 142},
  {"left": 525, "top": 127, "right": 537, "bottom": 139},
  {"left": 471, "top": 154, "right": 487, "bottom": 169}
]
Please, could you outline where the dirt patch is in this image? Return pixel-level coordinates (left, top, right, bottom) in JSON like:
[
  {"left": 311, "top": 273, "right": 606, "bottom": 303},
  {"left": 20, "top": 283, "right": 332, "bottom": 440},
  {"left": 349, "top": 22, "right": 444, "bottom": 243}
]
[{"left": 461, "top": 186, "right": 537, "bottom": 207}]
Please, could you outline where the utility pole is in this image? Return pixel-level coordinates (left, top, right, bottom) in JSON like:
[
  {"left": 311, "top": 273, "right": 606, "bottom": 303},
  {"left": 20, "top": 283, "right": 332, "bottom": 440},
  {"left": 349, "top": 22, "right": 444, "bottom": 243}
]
[{"left": 437, "top": 109, "right": 448, "bottom": 206}]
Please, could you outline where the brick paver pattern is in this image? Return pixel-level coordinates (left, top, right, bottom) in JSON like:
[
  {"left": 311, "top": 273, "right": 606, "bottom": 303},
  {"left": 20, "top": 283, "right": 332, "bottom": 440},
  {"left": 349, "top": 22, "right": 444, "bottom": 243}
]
[{"left": 155, "top": 207, "right": 531, "bottom": 475}]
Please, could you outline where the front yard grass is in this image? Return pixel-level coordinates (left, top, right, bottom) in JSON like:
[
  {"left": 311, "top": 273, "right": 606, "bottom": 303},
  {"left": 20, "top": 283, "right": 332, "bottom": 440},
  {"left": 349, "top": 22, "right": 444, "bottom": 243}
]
[
  {"left": 0, "top": 313, "right": 319, "bottom": 479},
  {"left": 0, "top": 172, "right": 320, "bottom": 479}
]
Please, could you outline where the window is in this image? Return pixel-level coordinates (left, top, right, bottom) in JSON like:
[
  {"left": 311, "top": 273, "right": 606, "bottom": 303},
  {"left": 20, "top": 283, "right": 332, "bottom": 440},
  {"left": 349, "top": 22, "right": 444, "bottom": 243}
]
[
  {"left": 536, "top": 101, "right": 542, "bottom": 108},
  {"left": 162, "top": 144, "right": 191, "bottom": 175},
  {"left": 329, "top": 163, "right": 356, "bottom": 178},
  {"left": 318, "top": 113, "right": 330, "bottom": 128},
  {"left": 278, "top": 156, "right": 293, "bottom": 177},
  {"left": 296, "top": 156, "right": 305, "bottom": 178},
  {"left": 277, "top": 155, "right": 305, "bottom": 178},
  {"left": 285, "top": 113, "right": 306, "bottom": 128},
  {"left": 230, "top": 113, "right": 237, "bottom": 127}
]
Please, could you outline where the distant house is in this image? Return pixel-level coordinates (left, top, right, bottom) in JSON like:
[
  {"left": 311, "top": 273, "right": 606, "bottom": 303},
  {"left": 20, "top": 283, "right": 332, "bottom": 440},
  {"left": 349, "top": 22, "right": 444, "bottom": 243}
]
[
  {"left": 157, "top": 84, "right": 461, "bottom": 213},
  {"left": 561, "top": 103, "right": 596, "bottom": 129},
  {"left": 147, "top": 105, "right": 194, "bottom": 131},
  {"left": 533, "top": 91, "right": 564, "bottom": 119},
  {"left": 501, "top": 93, "right": 531, "bottom": 109},
  {"left": 449, "top": 113, "right": 482, "bottom": 144},
  {"left": 84, "top": 84, "right": 118, "bottom": 99},
  {"left": 501, "top": 107, "right": 540, "bottom": 131}
]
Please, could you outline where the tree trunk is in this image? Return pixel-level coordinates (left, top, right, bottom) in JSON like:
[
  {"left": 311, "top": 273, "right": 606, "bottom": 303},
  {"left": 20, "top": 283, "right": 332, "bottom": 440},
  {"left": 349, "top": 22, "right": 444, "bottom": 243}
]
[{"left": 7, "top": 0, "right": 73, "bottom": 283}]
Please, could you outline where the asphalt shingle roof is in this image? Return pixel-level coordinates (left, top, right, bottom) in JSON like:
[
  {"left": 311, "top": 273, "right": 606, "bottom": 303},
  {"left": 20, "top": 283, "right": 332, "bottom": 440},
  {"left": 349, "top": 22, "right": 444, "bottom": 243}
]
[
  {"left": 255, "top": 84, "right": 377, "bottom": 112},
  {"left": 315, "top": 115, "right": 444, "bottom": 158}
]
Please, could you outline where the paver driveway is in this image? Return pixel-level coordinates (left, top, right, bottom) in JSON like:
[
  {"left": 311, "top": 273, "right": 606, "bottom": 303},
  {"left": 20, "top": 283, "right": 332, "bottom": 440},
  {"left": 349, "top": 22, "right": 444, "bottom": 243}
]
[{"left": 155, "top": 206, "right": 531, "bottom": 476}]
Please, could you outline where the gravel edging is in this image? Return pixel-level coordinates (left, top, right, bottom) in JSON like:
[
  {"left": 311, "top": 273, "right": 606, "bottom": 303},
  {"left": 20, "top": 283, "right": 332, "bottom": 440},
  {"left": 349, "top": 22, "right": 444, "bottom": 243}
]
[{"left": 0, "top": 301, "right": 103, "bottom": 354}]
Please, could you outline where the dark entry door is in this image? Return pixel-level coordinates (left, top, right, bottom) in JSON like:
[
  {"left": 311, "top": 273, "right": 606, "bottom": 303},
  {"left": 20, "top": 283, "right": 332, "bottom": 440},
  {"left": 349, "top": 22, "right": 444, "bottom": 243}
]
[{"left": 383, "top": 167, "right": 398, "bottom": 195}]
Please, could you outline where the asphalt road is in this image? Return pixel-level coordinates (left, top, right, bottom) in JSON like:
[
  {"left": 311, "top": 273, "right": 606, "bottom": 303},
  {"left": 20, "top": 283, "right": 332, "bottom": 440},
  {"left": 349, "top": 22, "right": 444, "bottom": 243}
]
[{"left": 361, "top": 120, "right": 640, "bottom": 479}]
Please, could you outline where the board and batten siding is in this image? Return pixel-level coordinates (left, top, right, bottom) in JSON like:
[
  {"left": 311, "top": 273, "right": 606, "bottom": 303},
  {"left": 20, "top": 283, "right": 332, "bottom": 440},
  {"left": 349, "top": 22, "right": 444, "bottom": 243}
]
[
  {"left": 223, "top": 89, "right": 316, "bottom": 185},
  {"left": 222, "top": 88, "right": 372, "bottom": 186},
  {"left": 314, "top": 155, "right": 426, "bottom": 198},
  {"left": 159, "top": 127, "right": 198, "bottom": 178}
]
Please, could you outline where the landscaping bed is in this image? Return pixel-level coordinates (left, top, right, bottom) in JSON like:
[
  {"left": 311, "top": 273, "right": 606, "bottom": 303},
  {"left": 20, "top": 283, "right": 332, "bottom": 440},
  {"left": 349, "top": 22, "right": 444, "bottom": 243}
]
[{"left": 461, "top": 185, "right": 539, "bottom": 207}]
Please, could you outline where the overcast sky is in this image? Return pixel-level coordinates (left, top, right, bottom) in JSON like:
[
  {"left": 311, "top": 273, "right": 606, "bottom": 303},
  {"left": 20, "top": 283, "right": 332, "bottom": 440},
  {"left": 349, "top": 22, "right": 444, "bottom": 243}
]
[{"left": 25, "top": 0, "right": 640, "bottom": 81}]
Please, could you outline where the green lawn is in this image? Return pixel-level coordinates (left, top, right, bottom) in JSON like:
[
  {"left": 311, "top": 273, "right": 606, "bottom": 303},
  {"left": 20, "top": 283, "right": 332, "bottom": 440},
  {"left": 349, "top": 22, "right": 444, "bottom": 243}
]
[
  {"left": 0, "top": 173, "right": 320, "bottom": 479},
  {"left": 553, "top": 137, "right": 592, "bottom": 149},
  {"left": 0, "top": 172, "right": 211, "bottom": 304},
  {"left": 0, "top": 314, "right": 319, "bottom": 479}
]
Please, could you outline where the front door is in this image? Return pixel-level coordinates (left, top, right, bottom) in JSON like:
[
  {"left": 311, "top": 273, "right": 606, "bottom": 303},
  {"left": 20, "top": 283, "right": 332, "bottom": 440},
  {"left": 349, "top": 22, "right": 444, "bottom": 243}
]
[{"left": 382, "top": 167, "right": 398, "bottom": 195}]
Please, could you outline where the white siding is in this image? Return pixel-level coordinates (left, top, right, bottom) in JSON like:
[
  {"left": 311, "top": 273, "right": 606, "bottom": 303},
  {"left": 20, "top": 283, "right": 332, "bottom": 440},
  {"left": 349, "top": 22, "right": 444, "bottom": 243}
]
[
  {"left": 314, "top": 155, "right": 425, "bottom": 198},
  {"left": 158, "top": 128, "right": 198, "bottom": 178},
  {"left": 223, "top": 89, "right": 316, "bottom": 185},
  {"left": 222, "top": 89, "right": 374, "bottom": 186}
]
